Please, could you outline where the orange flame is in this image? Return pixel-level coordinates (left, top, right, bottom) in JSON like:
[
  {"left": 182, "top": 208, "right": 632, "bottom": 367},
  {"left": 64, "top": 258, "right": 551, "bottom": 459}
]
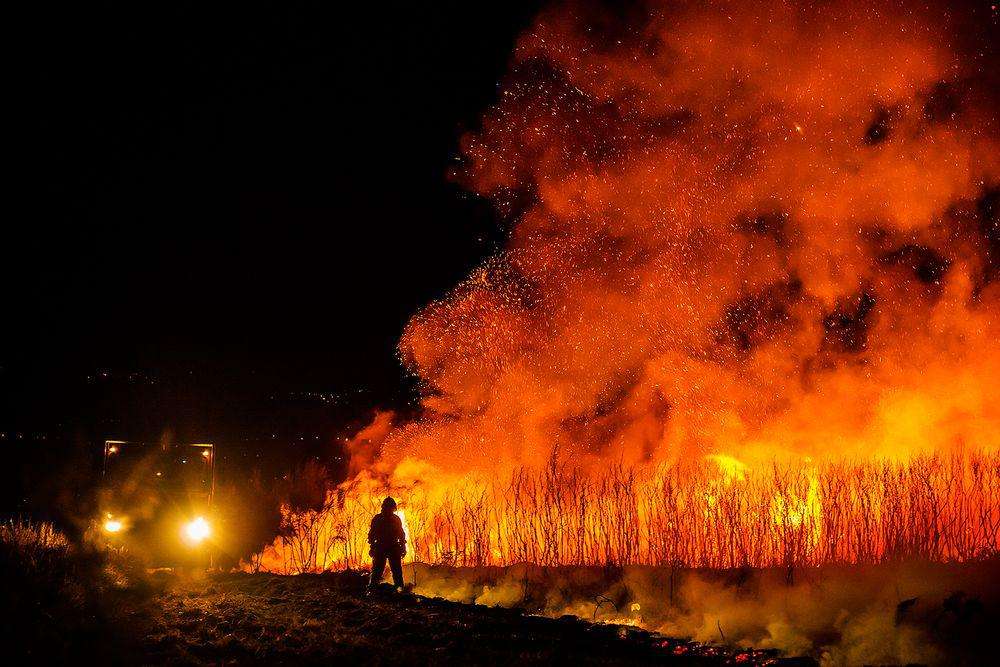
[{"left": 256, "top": 0, "right": 999, "bottom": 573}]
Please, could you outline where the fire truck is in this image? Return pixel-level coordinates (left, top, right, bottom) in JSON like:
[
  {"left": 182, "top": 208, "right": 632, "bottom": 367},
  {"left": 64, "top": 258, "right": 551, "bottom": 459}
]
[{"left": 97, "top": 440, "right": 217, "bottom": 566}]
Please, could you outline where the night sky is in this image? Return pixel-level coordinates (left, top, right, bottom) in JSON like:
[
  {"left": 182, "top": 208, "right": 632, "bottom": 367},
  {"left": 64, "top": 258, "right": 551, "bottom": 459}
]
[
  {"left": 5, "top": 2, "right": 541, "bottom": 441},
  {"left": 3, "top": 2, "right": 543, "bottom": 513}
]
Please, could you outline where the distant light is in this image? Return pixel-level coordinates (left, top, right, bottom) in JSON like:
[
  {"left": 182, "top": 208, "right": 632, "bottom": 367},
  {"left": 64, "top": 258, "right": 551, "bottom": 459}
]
[
  {"left": 103, "top": 514, "right": 124, "bottom": 533},
  {"left": 108, "top": 445, "right": 119, "bottom": 454},
  {"left": 202, "top": 449, "right": 211, "bottom": 458},
  {"left": 182, "top": 517, "right": 211, "bottom": 544}
]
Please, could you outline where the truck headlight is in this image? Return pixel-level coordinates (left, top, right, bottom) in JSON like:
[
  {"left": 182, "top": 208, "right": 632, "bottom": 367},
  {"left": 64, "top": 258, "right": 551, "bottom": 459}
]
[
  {"left": 182, "top": 517, "right": 210, "bottom": 545},
  {"left": 103, "top": 513, "right": 125, "bottom": 533}
]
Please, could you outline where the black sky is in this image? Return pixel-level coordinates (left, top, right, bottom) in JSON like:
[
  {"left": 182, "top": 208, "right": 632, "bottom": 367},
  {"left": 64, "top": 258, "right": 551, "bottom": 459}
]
[{"left": 5, "top": 2, "right": 542, "bottom": 437}]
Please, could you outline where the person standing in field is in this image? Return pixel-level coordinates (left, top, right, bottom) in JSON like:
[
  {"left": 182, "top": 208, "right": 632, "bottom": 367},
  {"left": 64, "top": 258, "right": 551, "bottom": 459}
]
[{"left": 368, "top": 496, "right": 406, "bottom": 592}]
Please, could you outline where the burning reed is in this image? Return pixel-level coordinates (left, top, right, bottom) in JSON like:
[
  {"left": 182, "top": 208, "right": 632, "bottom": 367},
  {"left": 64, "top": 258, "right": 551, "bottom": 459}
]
[
  {"left": 254, "top": 451, "right": 999, "bottom": 574},
  {"left": 254, "top": 0, "right": 1000, "bottom": 596}
]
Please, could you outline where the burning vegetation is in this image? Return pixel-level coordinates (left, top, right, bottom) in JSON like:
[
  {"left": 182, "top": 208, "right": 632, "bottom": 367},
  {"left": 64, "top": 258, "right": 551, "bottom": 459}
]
[
  {"left": 258, "top": 0, "right": 999, "bottom": 574},
  {"left": 248, "top": 2, "right": 999, "bottom": 660},
  {"left": 259, "top": 452, "right": 998, "bottom": 573}
]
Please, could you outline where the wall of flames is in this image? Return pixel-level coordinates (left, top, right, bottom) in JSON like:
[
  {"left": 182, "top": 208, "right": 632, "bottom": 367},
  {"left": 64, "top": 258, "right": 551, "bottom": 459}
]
[{"left": 254, "top": 0, "right": 999, "bottom": 573}]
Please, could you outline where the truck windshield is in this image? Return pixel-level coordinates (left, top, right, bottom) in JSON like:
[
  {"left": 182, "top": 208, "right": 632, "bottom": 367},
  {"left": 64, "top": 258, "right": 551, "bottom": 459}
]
[
  {"left": 103, "top": 443, "right": 213, "bottom": 495},
  {"left": 157, "top": 448, "right": 213, "bottom": 493},
  {"left": 103, "top": 442, "right": 154, "bottom": 485}
]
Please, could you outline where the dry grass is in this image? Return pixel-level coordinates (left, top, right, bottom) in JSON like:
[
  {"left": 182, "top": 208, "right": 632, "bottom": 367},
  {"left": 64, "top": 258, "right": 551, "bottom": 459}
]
[
  {"left": 260, "top": 451, "right": 1000, "bottom": 573},
  {"left": 1, "top": 518, "right": 152, "bottom": 662},
  {"left": 0, "top": 518, "right": 71, "bottom": 569}
]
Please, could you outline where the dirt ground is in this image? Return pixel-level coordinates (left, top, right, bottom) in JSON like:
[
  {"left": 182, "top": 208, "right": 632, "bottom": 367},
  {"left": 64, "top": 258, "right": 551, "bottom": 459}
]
[{"left": 104, "top": 571, "right": 816, "bottom": 665}]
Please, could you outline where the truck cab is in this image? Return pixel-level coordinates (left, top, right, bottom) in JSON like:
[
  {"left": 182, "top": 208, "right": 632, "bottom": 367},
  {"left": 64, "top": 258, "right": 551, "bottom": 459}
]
[{"left": 98, "top": 440, "right": 217, "bottom": 566}]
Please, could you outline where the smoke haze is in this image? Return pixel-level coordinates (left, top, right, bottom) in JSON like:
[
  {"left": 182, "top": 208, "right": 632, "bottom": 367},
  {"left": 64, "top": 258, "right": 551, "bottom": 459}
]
[{"left": 354, "top": 0, "right": 998, "bottom": 479}]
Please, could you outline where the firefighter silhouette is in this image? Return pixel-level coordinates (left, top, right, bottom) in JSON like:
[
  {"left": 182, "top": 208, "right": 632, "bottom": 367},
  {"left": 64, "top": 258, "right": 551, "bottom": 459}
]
[{"left": 367, "top": 496, "right": 406, "bottom": 590}]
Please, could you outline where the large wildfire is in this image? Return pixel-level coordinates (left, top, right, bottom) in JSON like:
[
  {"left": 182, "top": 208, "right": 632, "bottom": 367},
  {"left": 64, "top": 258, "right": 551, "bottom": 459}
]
[{"left": 256, "top": 0, "right": 999, "bottom": 576}]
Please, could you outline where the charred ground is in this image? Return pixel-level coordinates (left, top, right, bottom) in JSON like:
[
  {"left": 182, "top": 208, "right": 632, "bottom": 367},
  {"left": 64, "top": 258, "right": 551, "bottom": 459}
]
[
  {"left": 95, "top": 571, "right": 813, "bottom": 666},
  {"left": 7, "top": 520, "right": 995, "bottom": 665}
]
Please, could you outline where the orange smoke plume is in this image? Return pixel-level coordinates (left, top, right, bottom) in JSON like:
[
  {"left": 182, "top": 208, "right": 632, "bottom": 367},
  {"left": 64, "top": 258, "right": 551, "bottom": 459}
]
[
  {"left": 378, "top": 0, "right": 998, "bottom": 475},
  {"left": 256, "top": 0, "right": 999, "bottom": 574}
]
